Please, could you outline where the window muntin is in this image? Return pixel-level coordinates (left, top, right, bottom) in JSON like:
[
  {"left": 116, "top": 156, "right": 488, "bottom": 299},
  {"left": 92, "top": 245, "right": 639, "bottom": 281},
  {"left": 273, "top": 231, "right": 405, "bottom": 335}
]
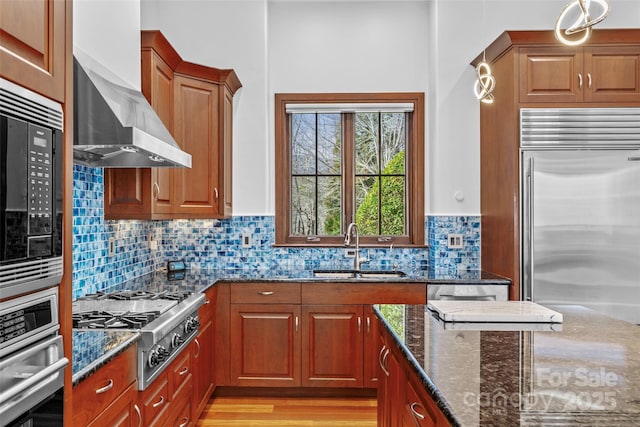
[{"left": 275, "top": 93, "right": 424, "bottom": 247}]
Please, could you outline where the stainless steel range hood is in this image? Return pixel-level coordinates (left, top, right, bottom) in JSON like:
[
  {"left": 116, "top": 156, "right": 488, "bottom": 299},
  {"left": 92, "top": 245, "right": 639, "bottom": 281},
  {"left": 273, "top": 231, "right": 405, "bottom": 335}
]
[{"left": 73, "top": 48, "right": 191, "bottom": 168}]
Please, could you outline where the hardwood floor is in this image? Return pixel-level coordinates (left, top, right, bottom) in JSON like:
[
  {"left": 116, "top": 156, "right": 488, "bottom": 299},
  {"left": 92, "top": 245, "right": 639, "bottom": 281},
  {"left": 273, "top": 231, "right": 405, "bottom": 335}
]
[{"left": 195, "top": 396, "right": 377, "bottom": 426}]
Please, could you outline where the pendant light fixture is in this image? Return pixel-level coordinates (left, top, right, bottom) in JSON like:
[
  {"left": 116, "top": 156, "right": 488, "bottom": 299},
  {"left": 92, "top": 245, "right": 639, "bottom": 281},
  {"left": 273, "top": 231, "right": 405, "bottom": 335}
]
[
  {"left": 555, "top": 0, "right": 610, "bottom": 46},
  {"left": 474, "top": 0, "right": 495, "bottom": 104},
  {"left": 474, "top": 53, "right": 495, "bottom": 104}
]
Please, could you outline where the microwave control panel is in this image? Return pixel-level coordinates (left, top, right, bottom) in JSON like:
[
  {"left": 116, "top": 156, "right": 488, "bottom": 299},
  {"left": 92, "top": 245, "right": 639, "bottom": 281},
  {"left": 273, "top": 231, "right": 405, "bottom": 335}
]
[{"left": 27, "top": 123, "right": 53, "bottom": 237}]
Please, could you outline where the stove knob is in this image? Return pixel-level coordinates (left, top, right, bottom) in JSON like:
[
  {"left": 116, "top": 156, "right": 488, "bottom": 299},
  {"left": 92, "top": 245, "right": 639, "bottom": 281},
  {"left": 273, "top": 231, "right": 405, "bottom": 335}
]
[
  {"left": 156, "top": 345, "right": 170, "bottom": 361},
  {"left": 172, "top": 333, "right": 184, "bottom": 349},
  {"left": 184, "top": 317, "right": 199, "bottom": 334},
  {"left": 148, "top": 349, "right": 159, "bottom": 368}
]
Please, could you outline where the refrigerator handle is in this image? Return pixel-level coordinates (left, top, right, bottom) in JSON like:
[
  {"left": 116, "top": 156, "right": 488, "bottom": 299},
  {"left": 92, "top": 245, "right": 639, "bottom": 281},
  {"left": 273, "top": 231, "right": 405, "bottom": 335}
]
[{"left": 523, "top": 156, "right": 534, "bottom": 301}]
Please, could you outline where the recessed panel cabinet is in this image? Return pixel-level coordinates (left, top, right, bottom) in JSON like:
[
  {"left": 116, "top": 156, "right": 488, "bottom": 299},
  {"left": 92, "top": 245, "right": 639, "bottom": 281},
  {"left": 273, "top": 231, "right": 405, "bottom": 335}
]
[
  {"left": 0, "top": 0, "right": 68, "bottom": 102},
  {"left": 520, "top": 46, "right": 640, "bottom": 103},
  {"left": 378, "top": 320, "right": 451, "bottom": 427},
  {"left": 216, "top": 282, "right": 426, "bottom": 390},
  {"left": 104, "top": 30, "right": 241, "bottom": 220}
]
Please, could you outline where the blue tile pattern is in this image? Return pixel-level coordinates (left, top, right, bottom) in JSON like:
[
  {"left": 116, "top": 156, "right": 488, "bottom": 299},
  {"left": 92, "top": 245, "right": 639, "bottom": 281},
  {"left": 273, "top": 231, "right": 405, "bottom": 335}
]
[
  {"left": 72, "top": 165, "right": 481, "bottom": 298},
  {"left": 427, "top": 215, "right": 481, "bottom": 275}
]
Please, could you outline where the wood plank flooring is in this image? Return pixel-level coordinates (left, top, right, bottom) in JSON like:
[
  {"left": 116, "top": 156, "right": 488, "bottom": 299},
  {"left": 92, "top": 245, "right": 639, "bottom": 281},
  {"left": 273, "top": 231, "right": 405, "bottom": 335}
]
[{"left": 196, "top": 396, "right": 377, "bottom": 426}]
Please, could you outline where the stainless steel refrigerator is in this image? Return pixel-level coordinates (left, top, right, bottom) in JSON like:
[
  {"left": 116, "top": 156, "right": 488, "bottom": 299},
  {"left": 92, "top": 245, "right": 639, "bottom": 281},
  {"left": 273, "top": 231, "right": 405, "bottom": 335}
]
[{"left": 520, "top": 108, "right": 640, "bottom": 325}]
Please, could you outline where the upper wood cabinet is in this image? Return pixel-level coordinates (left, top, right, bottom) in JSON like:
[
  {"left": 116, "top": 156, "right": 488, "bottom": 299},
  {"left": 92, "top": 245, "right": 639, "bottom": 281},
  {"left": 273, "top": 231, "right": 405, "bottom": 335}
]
[
  {"left": 520, "top": 46, "right": 640, "bottom": 103},
  {"left": 472, "top": 30, "right": 640, "bottom": 301},
  {"left": 0, "top": 0, "right": 67, "bottom": 102},
  {"left": 104, "top": 30, "right": 241, "bottom": 220}
]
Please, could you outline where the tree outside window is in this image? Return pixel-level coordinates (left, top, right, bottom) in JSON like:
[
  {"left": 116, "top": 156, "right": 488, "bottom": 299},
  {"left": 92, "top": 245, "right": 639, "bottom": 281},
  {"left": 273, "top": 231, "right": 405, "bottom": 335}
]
[{"left": 275, "top": 93, "right": 424, "bottom": 247}]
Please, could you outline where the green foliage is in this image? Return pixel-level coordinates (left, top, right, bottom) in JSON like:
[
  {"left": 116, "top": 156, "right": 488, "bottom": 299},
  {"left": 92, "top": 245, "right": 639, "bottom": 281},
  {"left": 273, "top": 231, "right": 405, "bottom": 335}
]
[
  {"left": 356, "top": 151, "right": 405, "bottom": 235},
  {"left": 377, "top": 304, "right": 405, "bottom": 339}
]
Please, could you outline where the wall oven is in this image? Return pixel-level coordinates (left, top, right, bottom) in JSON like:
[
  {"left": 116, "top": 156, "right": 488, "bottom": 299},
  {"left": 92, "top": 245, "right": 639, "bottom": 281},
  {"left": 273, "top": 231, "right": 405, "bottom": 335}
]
[
  {"left": 0, "top": 77, "right": 63, "bottom": 300},
  {"left": 0, "top": 287, "right": 68, "bottom": 426}
]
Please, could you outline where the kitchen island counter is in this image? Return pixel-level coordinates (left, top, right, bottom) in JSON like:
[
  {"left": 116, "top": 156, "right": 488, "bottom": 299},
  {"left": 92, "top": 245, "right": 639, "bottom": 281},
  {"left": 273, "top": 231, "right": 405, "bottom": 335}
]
[{"left": 375, "top": 304, "right": 640, "bottom": 426}]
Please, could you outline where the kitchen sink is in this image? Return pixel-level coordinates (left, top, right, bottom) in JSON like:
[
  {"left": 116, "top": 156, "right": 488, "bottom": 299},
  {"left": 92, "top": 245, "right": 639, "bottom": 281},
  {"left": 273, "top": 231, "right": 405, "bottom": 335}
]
[{"left": 312, "top": 269, "right": 407, "bottom": 279}]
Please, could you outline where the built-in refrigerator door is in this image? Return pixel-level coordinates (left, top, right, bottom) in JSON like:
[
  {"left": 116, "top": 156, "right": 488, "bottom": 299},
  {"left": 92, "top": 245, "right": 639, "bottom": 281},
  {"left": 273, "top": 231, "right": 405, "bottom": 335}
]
[{"left": 521, "top": 149, "right": 640, "bottom": 324}]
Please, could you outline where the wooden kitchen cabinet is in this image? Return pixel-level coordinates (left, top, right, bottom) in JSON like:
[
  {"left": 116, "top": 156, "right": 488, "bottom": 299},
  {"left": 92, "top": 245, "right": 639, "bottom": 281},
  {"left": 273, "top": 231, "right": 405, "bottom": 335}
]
[
  {"left": 230, "top": 303, "right": 301, "bottom": 387},
  {"left": 472, "top": 30, "right": 640, "bottom": 300},
  {"left": 86, "top": 382, "right": 140, "bottom": 427},
  {"left": 216, "top": 281, "right": 426, "bottom": 390},
  {"left": 193, "top": 287, "right": 216, "bottom": 421},
  {"left": 104, "top": 30, "right": 241, "bottom": 220},
  {"left": 378, "top": 321, "right": 451, "bottom": 427},
  {"left": 139, "top": 343, "right": 194, "bottom": 427},
  {"left": 520, "top": 46, "right": 640, "bottom": 103},
  {"left": 0, "top": 0, "right": 68, "bottom": 102},
  {"left": 72, "top": 344, "right": 138, "bottom": 427},
  {"left": 301, "top": 304, "right": 364, "bottom": 388}
]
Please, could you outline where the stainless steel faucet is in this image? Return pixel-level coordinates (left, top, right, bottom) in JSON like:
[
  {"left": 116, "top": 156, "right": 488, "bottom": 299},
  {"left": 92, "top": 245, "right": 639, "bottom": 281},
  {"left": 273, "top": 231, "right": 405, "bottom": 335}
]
[{"left": 344, "top": 222, "right": 368, "bottom": 270}]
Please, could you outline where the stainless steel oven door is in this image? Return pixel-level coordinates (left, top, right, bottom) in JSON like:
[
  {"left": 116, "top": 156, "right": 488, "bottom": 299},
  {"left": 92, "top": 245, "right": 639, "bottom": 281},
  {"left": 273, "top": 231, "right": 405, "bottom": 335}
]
[{"left": 0, "top": 335, "right": 68, "bottom": 427}]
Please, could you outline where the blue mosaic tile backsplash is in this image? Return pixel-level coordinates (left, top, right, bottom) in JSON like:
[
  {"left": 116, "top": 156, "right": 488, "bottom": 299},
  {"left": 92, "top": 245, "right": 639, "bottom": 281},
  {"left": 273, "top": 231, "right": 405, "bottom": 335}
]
[{"left": 72, "top": 165, "right": 480, "bottom": 298}]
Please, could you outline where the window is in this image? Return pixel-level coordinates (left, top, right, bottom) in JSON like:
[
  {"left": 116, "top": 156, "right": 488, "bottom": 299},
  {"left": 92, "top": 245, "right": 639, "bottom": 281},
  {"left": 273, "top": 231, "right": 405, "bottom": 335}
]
[{"left": 275, "top": 93, "right": 424, "bottom": 247}]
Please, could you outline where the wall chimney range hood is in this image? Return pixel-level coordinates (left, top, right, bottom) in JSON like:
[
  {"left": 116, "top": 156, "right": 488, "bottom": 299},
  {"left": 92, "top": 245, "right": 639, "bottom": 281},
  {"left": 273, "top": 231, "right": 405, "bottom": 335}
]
[{"left": 73, "top": 48, "right": 191, "bottom": 168}]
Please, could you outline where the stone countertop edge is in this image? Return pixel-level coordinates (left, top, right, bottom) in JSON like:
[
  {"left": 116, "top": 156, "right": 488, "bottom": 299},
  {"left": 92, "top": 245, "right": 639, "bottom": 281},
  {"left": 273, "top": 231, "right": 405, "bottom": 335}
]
[
  {"left": 373, "top": 305, "right": 463, "bottom": 427},
  {"left": 71, "top": 331, "right": 141, "bottom": 386}
]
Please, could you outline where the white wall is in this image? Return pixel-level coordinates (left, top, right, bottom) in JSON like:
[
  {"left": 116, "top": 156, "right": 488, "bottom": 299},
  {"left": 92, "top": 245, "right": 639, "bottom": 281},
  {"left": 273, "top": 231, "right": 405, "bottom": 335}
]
[
  {"left": 73, "top": 0, "right": 142, "bottom": 89},
  {"left": 84, "top": 0, "right": 640, "bottom": 216}
]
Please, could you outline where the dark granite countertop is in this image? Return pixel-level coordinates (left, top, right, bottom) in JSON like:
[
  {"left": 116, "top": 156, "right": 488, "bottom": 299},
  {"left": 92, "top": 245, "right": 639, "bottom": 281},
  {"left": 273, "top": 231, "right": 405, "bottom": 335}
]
[
  {"left": 73, "top": 268, "right": 510, "bottom": 297},
  {"left": 375, "top": 304, "right": 640, "bottom": 426},
  {"left": 72, "top": 330, "right": 140, "bottom": 386},
  {"left": 71, "top": 268, "right": 509, "bottom": 385}
]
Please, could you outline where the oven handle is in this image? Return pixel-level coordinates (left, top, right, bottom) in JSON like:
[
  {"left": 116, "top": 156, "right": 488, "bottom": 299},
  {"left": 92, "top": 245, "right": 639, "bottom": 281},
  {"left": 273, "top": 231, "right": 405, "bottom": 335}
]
[{"left": 0, "top": 357, "right": 68, "bottom": 405}]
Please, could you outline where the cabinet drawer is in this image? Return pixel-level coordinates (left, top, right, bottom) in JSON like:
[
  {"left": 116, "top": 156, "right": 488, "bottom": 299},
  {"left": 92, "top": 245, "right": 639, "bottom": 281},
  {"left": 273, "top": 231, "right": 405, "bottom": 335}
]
[
  {"left": 302, "top": 283, "right": 426, "bottom": 305},
  {"left": 164, "top": 383, "right": 193, "bottom": 427},
  {"left": 141, "top": 376, "right": 170, "bottom": 426},
  {"left": 231, "top": 283, "right": 301, "bottom": 304},
  {"left": 170, "top": 348, "right": 192, "bottom": 398},
  {"left": 72, "top": 344, "right": 137, "bottom": 426},
  {"left": 198, "top": 287, "right": 216, "bottom": 324}
]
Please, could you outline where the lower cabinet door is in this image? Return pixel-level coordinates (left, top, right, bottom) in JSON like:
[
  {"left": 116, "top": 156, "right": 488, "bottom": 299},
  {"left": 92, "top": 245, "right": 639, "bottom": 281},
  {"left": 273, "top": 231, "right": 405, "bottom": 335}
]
[
  {"left": 301, "top": 304, "right": 364, "bottom": 388},
  {"left": 230, "top": 304, "right": 301, "bottom": 387}
]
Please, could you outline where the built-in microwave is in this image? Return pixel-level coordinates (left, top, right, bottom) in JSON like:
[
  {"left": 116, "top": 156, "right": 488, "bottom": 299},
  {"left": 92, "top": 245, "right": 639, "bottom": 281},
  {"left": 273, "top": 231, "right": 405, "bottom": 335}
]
[{"left": 0, "top": 78, "right": 63, "bottom": 299}]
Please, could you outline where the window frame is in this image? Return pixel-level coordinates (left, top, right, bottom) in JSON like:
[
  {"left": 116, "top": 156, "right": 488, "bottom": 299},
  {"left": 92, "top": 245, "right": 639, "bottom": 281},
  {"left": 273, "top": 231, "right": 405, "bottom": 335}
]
[{"left": 275, "top": 92, "right": 425, "bottom": 247}]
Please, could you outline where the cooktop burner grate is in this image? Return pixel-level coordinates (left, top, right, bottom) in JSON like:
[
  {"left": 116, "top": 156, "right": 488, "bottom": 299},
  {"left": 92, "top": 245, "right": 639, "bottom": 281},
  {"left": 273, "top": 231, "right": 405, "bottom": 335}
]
[
  {"left": 78, "top": 290, "right": 192, "bottom": 303},
  {"left": 72, "top": 310, "right": 161, "bottom": 329}
]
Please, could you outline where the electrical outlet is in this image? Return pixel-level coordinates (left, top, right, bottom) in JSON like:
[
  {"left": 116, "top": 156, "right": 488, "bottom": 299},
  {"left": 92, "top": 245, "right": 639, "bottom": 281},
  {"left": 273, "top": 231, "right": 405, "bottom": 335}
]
[
  {"left": 447, "top": 234, "right": 463, "bottom": 249},
  {"left": 345, "top": 248, "right": 356, "bottom": 258},
  {"left": 108, "top": 237, "right": 115, "bottom": 257},
  {"left": 149, "top": 233, "right": 158, "bottom": 250},
  {"left": 241, "top": 233, "right": 252, "bottom": 248}
]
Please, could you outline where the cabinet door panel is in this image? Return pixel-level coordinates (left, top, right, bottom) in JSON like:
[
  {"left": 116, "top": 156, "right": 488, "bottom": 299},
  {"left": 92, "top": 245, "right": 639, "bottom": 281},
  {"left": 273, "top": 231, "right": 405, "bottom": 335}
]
[
  {"left": 145, "top": 51, "right": 174, "bottom": 212},
  {"left": 230, "top": 304, "right": 301, "bottom": 386},
  {"left": 364, "top": 305, "right": 379, "bottom": 388},
  {"left": 585, "top": 47, "right": 640, "bottom": 102},
  {"left": 173, "top": 76, "right": 219, "bottom": 214},
  {"left": 519, "top": 48, "right": 583, "bottom": 103},
  {"left": 193, "top": 319, "right": 214, "bottom": 420},
  {"left": 301, "top": 305, "right": 363, "bottom": 387},
  {"left": 0, "top": 0, "right": 66, "bottom": 101}
]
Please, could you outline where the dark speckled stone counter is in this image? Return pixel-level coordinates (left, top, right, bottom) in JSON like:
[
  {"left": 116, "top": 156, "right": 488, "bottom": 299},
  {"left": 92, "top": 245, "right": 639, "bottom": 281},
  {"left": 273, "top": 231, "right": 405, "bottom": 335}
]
[
  {"left": 80, "top": 268, "right": 509, "bottom": 294},
  {"left": 72, "top": 268, "right": 509, "bottom": 386},
  {"left": 72, "top": 330, "right": 140, "bottom": 386},
  {"left": 375, "top": 304, "right": 640, "bottom": 426}
]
